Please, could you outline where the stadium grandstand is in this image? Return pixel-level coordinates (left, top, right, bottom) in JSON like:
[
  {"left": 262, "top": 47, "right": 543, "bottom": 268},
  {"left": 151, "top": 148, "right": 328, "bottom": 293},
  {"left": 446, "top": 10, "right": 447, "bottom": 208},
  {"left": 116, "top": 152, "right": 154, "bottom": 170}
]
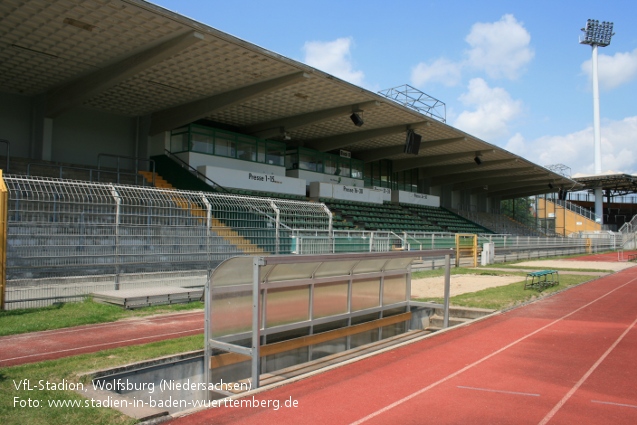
[{"left": 0, "top": 0, "right": 632, "bottom": 310}]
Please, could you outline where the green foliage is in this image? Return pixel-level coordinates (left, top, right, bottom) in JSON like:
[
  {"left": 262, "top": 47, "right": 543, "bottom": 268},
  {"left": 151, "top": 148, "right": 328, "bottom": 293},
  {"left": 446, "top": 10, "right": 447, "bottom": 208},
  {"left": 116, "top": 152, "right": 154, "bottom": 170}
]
[{"left": 500, "top": 197, "right": 536, "bottom": 226}]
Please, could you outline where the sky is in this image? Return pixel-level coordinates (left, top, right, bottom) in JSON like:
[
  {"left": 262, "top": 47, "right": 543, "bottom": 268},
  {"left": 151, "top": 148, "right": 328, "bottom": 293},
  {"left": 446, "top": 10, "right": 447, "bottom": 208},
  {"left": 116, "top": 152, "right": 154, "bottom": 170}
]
[{"left": 150, "top": 0, "right": 637, "bottom": 177}]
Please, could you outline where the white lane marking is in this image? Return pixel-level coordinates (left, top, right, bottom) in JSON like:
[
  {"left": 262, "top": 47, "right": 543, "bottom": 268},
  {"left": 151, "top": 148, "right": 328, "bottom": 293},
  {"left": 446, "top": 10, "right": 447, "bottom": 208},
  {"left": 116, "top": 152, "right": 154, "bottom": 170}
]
[
  {"left": 591, "top": 400, "right": 637, "bottom": 409},
  {"left": 538, "top": 314, "right": 637, "bottom": 425},
  {"left": 457, "top": 386, "right": 540, "bottom": 397},
  {"left": 349, "top": 277, "right": 637, "bottom": 425},
  {"left": 0, "top": 327, "right": 204, "bottom": 364}
]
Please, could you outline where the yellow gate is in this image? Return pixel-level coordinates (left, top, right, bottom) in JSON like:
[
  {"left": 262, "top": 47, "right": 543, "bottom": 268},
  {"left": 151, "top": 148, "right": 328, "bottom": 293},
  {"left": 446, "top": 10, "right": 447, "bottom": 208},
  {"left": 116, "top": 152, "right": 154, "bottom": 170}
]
[{"left": 455, "top": 233, "right": 478, "bottom": 268}]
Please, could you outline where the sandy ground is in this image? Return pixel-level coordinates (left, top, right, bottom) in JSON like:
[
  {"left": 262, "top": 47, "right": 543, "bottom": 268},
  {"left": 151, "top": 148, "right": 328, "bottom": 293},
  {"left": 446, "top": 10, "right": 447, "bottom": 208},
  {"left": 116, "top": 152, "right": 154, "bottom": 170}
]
[
  {"left": 411, "top": 259, "right": 636, "bottom": 299},
  {"left": 512, "top": 260, "right": 635, "bottom": 272},
  {"left": 411, "top": 274, "right": 522, "bottom": 298}
]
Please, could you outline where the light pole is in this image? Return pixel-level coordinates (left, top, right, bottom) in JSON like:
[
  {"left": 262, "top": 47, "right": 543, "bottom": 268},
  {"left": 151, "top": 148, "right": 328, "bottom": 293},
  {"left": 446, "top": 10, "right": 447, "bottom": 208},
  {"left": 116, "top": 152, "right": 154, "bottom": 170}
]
[{"left": 580, "top": 19, "right": 614, "bottom": 224}]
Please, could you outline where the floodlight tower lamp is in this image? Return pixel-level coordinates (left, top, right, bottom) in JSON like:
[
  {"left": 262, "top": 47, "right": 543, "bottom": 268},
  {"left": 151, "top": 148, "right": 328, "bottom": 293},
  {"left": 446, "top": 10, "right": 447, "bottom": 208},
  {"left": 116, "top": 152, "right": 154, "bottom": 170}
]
[{"left": 579, "top": 19, "right": 614, "bottom": 224}]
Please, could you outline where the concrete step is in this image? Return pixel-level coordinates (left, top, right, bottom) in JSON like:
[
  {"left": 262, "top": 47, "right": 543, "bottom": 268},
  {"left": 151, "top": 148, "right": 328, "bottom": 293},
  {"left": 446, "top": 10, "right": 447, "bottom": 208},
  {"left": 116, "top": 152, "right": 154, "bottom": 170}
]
[
  {"left": 434, "top": 306, "right": 496, "bottom": 320},
  {"left": 428, "top": 314, "right": 472, "bottom": 329}
]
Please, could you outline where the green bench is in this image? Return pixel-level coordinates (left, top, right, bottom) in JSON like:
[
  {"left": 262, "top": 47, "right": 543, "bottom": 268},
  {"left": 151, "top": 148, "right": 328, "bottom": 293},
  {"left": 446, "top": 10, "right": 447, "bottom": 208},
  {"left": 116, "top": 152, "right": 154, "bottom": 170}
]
[{"left": 524, "top": 270, "right": 559, "bottom": 290}]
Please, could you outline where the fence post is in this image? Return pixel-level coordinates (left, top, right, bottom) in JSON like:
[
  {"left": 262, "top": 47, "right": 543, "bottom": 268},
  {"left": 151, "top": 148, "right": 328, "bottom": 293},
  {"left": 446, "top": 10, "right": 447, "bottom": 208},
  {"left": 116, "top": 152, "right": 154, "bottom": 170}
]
[
  {"left": 201, "top": 195, "right": 212, "bottom": 401},
  {"left": 443, "top": 254, "right": 451, "bottom": 328},
  {"left": 0, "top": 170, "right": 7, "bottom": 310},
  {"left": 109, "top": 185, "right": 122, "bottom": 290},
  {"left": 251, "top": 257, "right": 262, "bottom": 389},
  {"left": 270, "top": 200, "right": 280, "bottom": 255}
]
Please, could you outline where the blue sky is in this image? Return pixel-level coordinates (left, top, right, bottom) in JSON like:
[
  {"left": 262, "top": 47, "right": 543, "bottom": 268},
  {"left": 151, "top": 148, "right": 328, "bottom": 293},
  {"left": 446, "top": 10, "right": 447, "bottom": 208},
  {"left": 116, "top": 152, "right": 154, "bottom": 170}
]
[{"left": 151, "top": 0, "right": 637, "bottom": 176}]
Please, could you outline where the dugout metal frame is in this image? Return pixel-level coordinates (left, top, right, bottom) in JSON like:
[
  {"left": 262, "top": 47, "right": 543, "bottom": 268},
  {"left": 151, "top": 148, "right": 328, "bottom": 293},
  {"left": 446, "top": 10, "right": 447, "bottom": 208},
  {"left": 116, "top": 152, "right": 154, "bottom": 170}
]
[{"left": 204, "top": 250, "right": 452, "bottom": 391}]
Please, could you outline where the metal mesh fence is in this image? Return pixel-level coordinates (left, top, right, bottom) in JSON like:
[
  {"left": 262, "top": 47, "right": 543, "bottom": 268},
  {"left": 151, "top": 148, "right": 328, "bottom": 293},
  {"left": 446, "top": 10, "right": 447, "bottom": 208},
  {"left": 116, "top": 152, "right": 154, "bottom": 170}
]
[
  {"left": 0, "top": 175, "right": 624, "bottom": 310},
  {"left": 2, "top": 175, "right": 329, "bottom": 309},
  {"left": 289, "top": 230, "right": 404, "bottom": 255}
]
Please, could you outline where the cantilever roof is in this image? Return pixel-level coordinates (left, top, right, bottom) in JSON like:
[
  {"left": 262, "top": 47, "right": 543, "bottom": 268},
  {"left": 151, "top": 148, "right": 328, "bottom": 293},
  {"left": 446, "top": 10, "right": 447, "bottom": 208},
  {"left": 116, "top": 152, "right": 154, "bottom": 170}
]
[
  {"left": 574, "top": 174, "right": 637, "bottom": 196},
  {"left": 0, "top": 0, "right": 580, "bottom": 199}
]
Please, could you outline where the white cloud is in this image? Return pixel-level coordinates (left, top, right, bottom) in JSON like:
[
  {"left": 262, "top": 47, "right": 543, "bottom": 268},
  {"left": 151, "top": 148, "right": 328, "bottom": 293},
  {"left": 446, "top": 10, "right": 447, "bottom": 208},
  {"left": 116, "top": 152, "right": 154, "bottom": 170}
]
[
  {"left": 411, "top": 58, "right": 462, "bottom": 87},
  {"left": 581, "top": 48, "right": 637, "bottom": 90},
  {"left": 465, "top": 14, "right": 534, "bottom": 80},
  {"left": 410, "top": 14, "right": 533, "bottom": 89},
  {"left": 505, "top": 116, "right": 637, "bottom": 175},
  {"left": 504, "top": 132, "right": 526, "bottom": 154},
  {"left": 453, "top": 78, "right": 523, "bottom": 141},
  {"left": 303, "top": 37, "right": 365, "bottom": 85}
]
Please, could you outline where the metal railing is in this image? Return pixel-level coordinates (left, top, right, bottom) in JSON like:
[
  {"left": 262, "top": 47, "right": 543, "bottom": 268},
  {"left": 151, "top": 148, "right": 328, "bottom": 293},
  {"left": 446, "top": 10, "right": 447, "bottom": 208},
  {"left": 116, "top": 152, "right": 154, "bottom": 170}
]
[
  {"left": 26, "top": 162, "right": 152, "bottom": 186},
  {"left": 2, "top": 175, "right": 330, "bottom": 309},
  {"left": 569, "top": 192, "right": 637, "bottom": 204},
  {"left": 163, "top": 149, "right": 228, "bottom": 193},
  {"left": 482, "top": 232, "right": 618, "bottom": 263},
  {"left": 97, "top": 153, "right": 155, "bottom": 186},
  {"left": 619, "top": 214, "right": 637, "bottom": 234},
  {"left": 618, "top": 215, "right": 637, "bottom": 250},
  {"left": 0, "top": 174, "right": 625, "bottom": 310},
  {"left": 456, "top": 206, "right": 541, "bottom": 237},
  {"left": 553, "top": 198, "right": 599, "bottom": 222}
]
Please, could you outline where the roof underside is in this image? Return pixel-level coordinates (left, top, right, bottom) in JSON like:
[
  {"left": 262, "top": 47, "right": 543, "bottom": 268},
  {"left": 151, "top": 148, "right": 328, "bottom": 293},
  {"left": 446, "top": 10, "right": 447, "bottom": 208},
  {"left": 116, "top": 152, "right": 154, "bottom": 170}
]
[
  {"left": 0, "top": 0, "right": 580, "bottom": 199},
  {"left": 574, "top": 174, "right": 637, "bottom": 196}
]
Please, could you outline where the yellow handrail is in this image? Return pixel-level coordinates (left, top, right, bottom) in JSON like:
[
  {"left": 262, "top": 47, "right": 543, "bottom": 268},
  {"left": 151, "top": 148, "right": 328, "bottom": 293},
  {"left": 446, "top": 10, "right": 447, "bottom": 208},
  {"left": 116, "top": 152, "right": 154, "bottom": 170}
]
[{"left": 0, "top": 170, "right": 8, "bottom": 310}]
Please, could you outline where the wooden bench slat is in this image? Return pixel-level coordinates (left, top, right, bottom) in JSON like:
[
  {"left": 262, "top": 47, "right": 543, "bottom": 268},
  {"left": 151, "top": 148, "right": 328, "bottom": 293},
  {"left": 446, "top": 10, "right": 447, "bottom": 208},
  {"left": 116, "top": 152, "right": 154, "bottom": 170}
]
[{"left": 209, "top": 312, "right": 412, "bottom": 369}]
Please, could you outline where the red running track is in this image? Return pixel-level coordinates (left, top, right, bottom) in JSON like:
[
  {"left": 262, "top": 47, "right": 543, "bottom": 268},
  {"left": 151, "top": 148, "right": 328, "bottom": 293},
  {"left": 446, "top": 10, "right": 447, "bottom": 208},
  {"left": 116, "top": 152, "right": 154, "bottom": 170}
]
[
  {"left": 1, "top": 250, "right": 630, "bottom": 369},
  {"left": 0, "top": 311, "right": 204, "bottom": 367},
  {"left": 169, "top": 265, "right": 637, "bottom": 425},
  {"left": 566, "top": 250, "right": 637, "bottom": 262}
]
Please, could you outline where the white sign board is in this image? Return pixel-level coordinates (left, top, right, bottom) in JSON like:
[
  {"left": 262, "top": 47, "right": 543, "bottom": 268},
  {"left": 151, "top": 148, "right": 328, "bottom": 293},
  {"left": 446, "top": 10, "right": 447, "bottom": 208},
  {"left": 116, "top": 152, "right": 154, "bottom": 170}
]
[
  {"left": 392, "top": 190, "right": 440, "bottom": 207},
  {"left": 199, "top": 165, "right": 306, "bottom": 196},
  {"left": 309, "top": 182, "right": 384, "bottom": 204},
  {"left": 372, "top": 186, "right": 392, "bottom": 202},
  {"left": 287, "top": 169, "right": 362, "bottom": 187}
]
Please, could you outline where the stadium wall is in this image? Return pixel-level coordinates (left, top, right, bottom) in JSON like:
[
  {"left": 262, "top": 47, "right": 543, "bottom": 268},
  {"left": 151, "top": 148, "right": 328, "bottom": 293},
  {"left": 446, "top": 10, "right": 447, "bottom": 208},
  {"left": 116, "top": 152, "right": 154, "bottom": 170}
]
[
  {"left": 537, "top": 198, "right": 601, "bottom": 235},
  {"left": 0, "top": 92, "right": 142, "bottom": 167},
  {"left": 0, "top": 92, "right": 31, "bottom": 158},
  {"left": 52, "top": 108, "right": 136, "bottom": 166}
]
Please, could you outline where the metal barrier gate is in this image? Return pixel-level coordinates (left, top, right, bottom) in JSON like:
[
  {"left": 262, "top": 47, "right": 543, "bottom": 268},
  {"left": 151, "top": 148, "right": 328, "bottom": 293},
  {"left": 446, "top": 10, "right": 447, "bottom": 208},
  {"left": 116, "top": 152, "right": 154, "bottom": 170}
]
[{"left": 455, "top": 233, "right": 478, "bottom": 267}]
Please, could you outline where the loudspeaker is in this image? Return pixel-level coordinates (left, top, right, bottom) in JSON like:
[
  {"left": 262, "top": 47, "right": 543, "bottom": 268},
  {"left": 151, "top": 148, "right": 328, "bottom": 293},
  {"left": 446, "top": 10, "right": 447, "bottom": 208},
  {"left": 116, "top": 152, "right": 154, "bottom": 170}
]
[
  {"left": 350, "top": 113, "right": 364, "bottom": 127},
  {"left": 404, "top": 130, "right": 421, "bottom": 155},
  {"left": 411, "top": 133, "right": 421, "bottom": 154}
]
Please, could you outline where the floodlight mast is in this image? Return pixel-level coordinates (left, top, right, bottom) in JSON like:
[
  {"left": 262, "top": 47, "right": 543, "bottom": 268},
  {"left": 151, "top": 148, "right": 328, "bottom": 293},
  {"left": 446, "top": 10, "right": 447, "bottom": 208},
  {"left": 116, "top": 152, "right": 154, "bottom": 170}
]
[{"left": 580, "top": 19, "right": 615, "bottom": 224}]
